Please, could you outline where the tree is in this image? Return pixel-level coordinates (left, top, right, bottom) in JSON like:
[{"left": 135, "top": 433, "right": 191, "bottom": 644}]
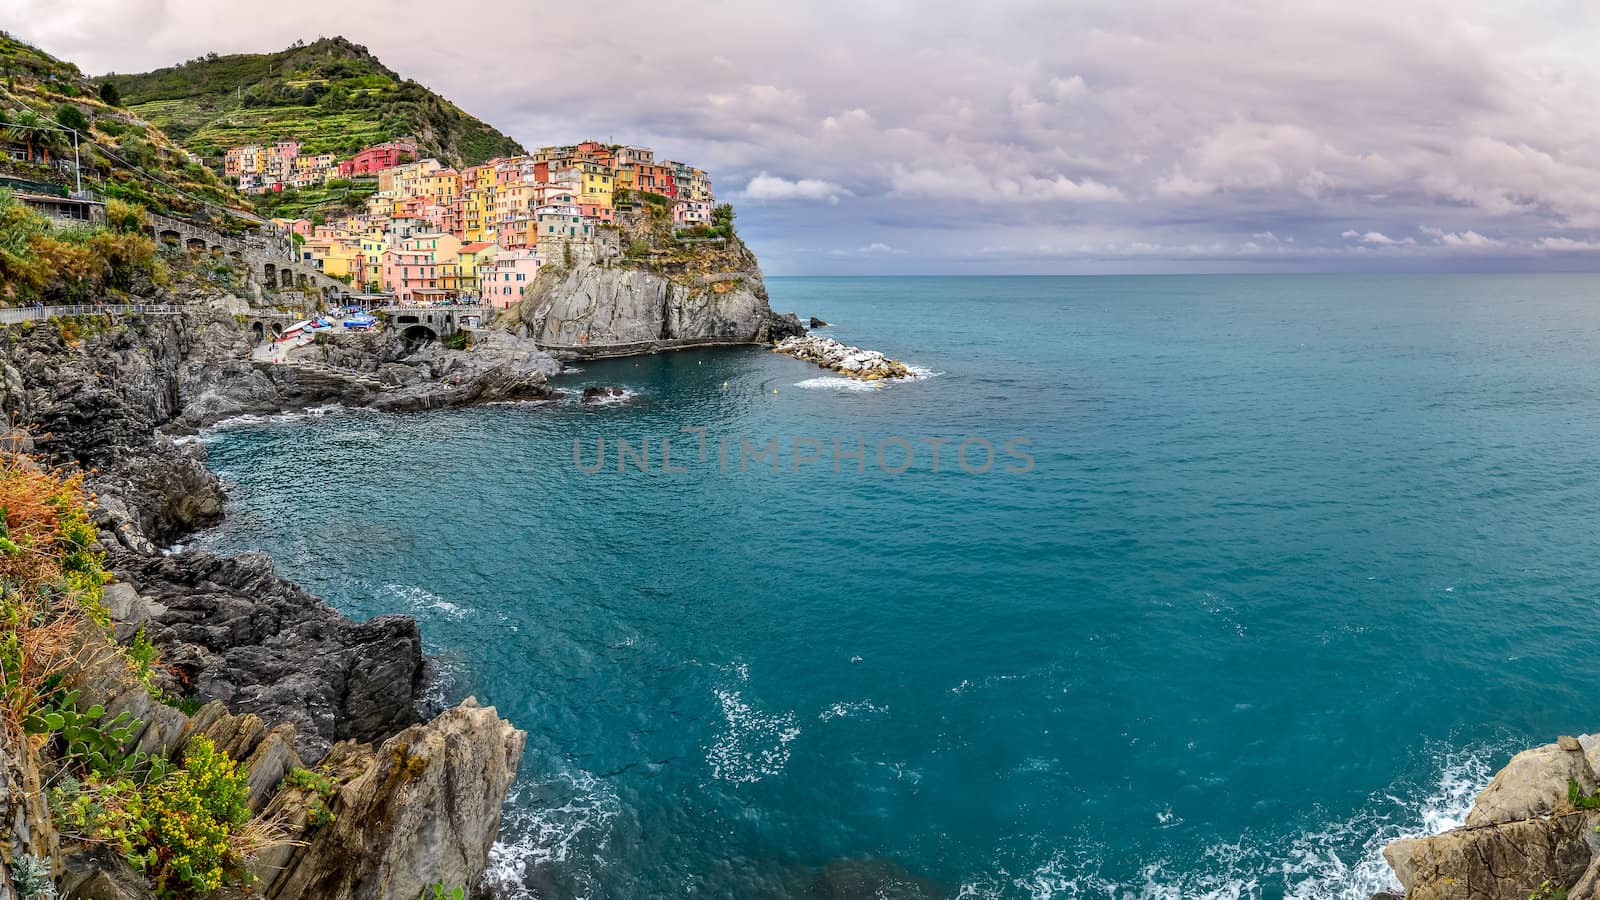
[
  {"left": 34, "top": 125, "right": 67, "bottom": 165},
  {"left": 54, "top": 104, "right": 88, "bottom": 133},
  {"left": 3, "top": 110, "right": 43, "bottom": 162},
  {"left": 98, "top": 81, "right": 121, "bottom": 106}
]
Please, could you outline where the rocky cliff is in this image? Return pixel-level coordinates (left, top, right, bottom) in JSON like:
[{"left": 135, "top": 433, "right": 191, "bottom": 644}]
[
  {"left": 516, "top": 236, "right": 803, "bottom": 354},
  {"left": 0, "top": 269, "right": 531, "bottom": 897},
  {"left": 1382, "top": 735, "right": 1600, "bottom": 899}
]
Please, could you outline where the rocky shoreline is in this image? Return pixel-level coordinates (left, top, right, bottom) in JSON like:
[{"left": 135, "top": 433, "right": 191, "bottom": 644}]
[
  {"left": 0, "top": 238, "right": 814, "bottom": 897},
  {"left": 773, "top": 333, "right": 913, "bottom": 381}
]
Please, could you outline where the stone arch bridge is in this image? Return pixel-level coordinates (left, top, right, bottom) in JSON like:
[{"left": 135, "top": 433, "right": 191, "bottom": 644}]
[{"left": 378, "top": 305, "right": 492, "bottom": 344}]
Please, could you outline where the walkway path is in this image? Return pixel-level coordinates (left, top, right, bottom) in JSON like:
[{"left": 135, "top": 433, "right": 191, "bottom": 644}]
[{"left": 0, "top": 304, "right": 184, "bottom": 325}]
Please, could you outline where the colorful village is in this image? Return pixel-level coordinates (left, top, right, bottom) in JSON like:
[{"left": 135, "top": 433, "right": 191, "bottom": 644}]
[{"left": 222, "top": 138, "right": 718, "bottom": 307}]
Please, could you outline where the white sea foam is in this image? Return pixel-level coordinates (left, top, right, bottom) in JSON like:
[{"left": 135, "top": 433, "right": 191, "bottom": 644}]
[
  {"left": 383, "top": 582, "right": 468, "bottom": 620},
  {"left": 563, "top": 387, "right": 639, "bottom": 406},
  {"left": 418, "top": 655, "right": 463, "bottom": 712},
  {"left": 706, "top": 688, "right": 801, "bottom": 783},
  {"left": 951, "top": 741, "right": 1501, "bottom": 899},
  {"left": 479, "top": 770, "right": 621, "bottom": 900},
  {"left": 793, "top": 364, "right": 941, "bottom": 392},
  {"left": 818, "top": 700, "right": 888, "bottom": 722},
  {"left": 204, "top": 403, "right": 345, "bottom": 433},
  {"left": 1278, "top": 742, "right": 1499, "bottom": 899},
  {"left": 794, "top": 375, "right": 882, "bottom": 391}
]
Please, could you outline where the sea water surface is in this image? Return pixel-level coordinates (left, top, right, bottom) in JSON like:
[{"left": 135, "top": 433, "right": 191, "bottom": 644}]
[{"left": 193, "top": 275, "right": 1600, "bottom": 898}]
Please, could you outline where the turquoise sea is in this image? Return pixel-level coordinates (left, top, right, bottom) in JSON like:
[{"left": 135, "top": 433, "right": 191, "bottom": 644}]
[{"left": 192, "top": 274, "right": 1600, "bottom": 898}]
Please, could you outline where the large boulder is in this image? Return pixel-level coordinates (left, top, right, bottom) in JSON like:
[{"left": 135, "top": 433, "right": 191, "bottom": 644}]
[
  {"left": 368, "top": 329, "right": 560, "bottom": 411},
  {"left": 1383, "top": 812, "right": 1599, "bottom": 900},
  {"left": 1467, "top": 741, "right": 1598, "bottom": 826},
  {"left": 261, "top": 698, "right": 525, "bottom": 900}
]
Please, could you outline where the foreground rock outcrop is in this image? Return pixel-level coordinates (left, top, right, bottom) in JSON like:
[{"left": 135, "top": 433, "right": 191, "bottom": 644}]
[
  {"left": 773, "top": 334, "right": 913, "bottom": 381},
  {"left": 262, "top": 698, "right": 524, "bottom": 900},
  {"left": 1383, "top": 734, "right": 1600, "bottom": 899},
  {"left": 14, "top": 610, "right": 518, "bottom": 900}
]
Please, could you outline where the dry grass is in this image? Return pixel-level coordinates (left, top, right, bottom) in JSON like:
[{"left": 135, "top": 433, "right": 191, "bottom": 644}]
[{"left": 0, "top": 455, "right": 103, "bottom": 739}]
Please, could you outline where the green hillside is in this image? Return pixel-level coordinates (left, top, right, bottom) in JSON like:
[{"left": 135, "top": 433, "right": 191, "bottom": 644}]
[
  {"left": 100, "top": 37, "right": 526, "bottom": 167},
  {"left": 0, "top": 31, "right": 251, "bottom": 218}
]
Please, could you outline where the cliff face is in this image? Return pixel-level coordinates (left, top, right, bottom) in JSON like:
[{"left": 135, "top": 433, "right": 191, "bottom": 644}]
[
  {"left": 0, "top": 287, "right": 525, "bottom": 898},
  {"left": 0, "top": 307, "right": 230, "bottom": 545},
  {"left": 516, "top": 237, "right": 804, "bottom": 353},
  {"left": 1383, "top": 735, "right": 1600, "bottom": 900}
]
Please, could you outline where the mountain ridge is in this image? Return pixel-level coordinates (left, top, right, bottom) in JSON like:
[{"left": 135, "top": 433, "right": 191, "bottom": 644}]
[{"left": 99, "top": 36, "right": 525, "bottom": 168}]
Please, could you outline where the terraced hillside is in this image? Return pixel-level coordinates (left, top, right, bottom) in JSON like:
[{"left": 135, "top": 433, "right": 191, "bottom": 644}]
[
  {"left": 0, "top": 31, "right": 251, "bottom": 218},
  {"left": 101, "top": 37, "right": 525, "bottom": 167}
]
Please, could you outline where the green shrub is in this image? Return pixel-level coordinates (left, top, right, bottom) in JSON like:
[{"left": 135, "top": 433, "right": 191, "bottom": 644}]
[
  {"left": 54, "top": 735, "right": 252, "bottom": 898},
  {"left": 103, "top": 198, "right": 147, "bottom": 234},
  {"left": 23, "top": 688, "right": 140, "bottom": 777},
  {"left": 1568, "top": 777, "right": 1600, "bottom": 810},
  {"left": 53, "top": 103, "right": 87, "bottom": 133},
  {"left": 8, "top": 853, "right": 55, "bottom": 899},
  {"left": 145, "top": 735, "right": 252, "bottom": 895}
]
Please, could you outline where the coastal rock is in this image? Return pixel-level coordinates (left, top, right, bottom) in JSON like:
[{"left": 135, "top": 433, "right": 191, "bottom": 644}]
[
  {"left": 517, "top": 245, "right": 803, "bottom": 351},
  {"left": 368, "top": 329, "right": 560, "bottom": 411},
  {"left": 0, "top": 272, "right": 533, "bottom": 899},
  {"left": 113, "top": 550, "right": 425, "bottom": 762},
  {"left": 1466, "top": 742, "right": 1598, "bottom": 827},
  {"left": 1383, "top": 812, "right": 1599, "bottom": 900},
  {"left": 773, "top": 334, "right": 913, "bottom": 381},
  {"left": 1382, "top": 735, "right": 1600, "bottom": 899},
  {"left": 56, "top": 850, "right": 158, "bottom": 900},
  {"left": 261, "top": 698, "right": 525, "bottom": 900},
  {"left": 809, "top": 316, "right": 829, "bottom": 328},
  {"left": 580, "top": 384, "right": 626, "bottom": 403}
]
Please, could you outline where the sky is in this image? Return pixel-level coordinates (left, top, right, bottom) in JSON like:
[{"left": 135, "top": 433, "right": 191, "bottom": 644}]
[{"left": 6, "top": 0, "right": 1600, "bottom": 274}]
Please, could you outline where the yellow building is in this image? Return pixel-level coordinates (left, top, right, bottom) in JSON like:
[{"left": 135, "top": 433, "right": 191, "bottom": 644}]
[
  {"left": 359, "top": 233, "right": 388, "bottom": 290},
  {"left": 465, "top": 184, "right": 501, "bottom": 244},
  {"left": 457, "top": 242, "right": 499, "bottom": 295},
  {"left": 422, "top": 169, "right": 462, "bottom": 206},
  {"left": 303, "top": 238, "right": 363, "bottom": 281},
  {"left": 576, "top": 162, "right": 613, "bottom": 208}
]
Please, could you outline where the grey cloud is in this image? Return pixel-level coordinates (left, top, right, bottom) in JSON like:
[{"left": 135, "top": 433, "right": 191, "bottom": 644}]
[{"left": 9, "top": 0, "right": 1600, "bottom": 271}]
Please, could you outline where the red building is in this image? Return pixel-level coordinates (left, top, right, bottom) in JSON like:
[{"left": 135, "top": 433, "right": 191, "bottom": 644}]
[{"left": 338, "top": 141, "right": 418, "bottom": 177}]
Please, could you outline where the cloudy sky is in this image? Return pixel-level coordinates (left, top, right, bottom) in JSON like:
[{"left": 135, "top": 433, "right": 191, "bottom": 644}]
[{"left": 7, "top": 0, "right": 1600, "bottom": 274}]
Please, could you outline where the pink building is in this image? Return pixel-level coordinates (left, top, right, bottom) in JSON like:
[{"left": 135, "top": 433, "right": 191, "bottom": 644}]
[
  {"left": 580, "top": 203, "right": 615, "bottom": 225},
  {"left": 486, "top": 249, "right": 542, "bottom": 308},
  {"left": 379, "top": 248, "right": 440, "bottom": 303},
  {"left": 673, "top": 200, "right": 711, "bottom": 228}
]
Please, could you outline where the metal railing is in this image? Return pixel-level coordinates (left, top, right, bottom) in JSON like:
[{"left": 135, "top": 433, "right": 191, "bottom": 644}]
[{"left": 0, "top": 304, "right": 184, "bottom": 325}]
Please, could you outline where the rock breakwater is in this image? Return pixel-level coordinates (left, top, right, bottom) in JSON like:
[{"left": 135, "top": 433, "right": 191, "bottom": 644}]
[{"left": 774, "top": 334, "right": 912, "bottom": 381}]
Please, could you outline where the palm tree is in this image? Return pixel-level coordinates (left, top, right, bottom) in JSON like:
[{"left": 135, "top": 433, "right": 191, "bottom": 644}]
[
  {"left": 1, "top": 110, "right": 39, "bottom": 161},
  {"left": 34, "top": 123, "right": 68, "bottom": 167}
]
